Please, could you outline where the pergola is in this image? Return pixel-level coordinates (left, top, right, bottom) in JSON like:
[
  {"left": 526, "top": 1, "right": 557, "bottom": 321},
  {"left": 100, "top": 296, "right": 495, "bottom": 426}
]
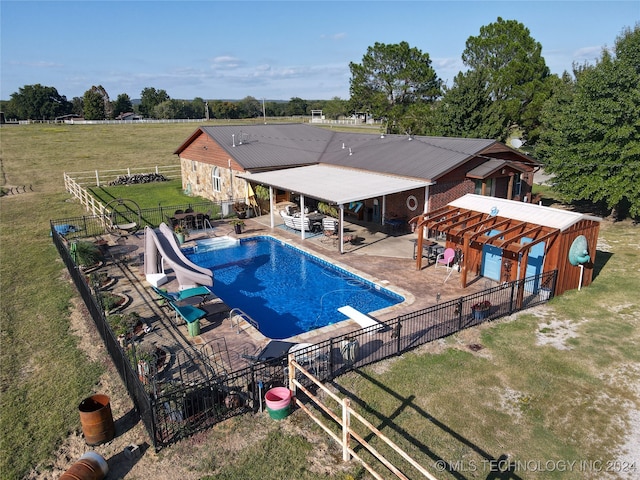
[
  {"left": 239, "top": 164, "right": 430, "bottom": 253},
  {"left": 410, "top": 194, "right": 601, "bottom": 296}
]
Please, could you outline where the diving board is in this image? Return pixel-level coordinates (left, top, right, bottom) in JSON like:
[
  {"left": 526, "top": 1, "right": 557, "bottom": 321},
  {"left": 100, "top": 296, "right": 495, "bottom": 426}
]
[{"left": 338, "top": 306, "right": 383, "bottom": 332}]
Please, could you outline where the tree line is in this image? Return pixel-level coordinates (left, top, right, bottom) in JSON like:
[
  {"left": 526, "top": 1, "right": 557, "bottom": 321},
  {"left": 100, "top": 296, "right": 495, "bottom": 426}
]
[
  {"left": 0, "top": 84, "right": 349, "bottom": 122},
  {"left": 1, "top": 18, "right": 638, "bottom": 218}
]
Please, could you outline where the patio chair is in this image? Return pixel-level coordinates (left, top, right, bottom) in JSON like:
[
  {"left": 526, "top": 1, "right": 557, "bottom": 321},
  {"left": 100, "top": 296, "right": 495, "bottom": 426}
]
[
  {"left": 291, "top": 216, "right": 312, "bottom": 232},
  {"left": 184, "top": 214, "right": 195, "bottom": 230},
  {"left": 321, "top": 218, "right": 338, "bottom": 244},
  {"left": 436, "top": 247, "right": 456, "bottom": 271},
  {"left": 194, "top": 213, "right": 205, "bottom": 229},
  {"left": 169, "top": 301, "right": 207, "bottom": 325},
  {"left": 151, "top": 286, "right": 212, "bottom": 307}
]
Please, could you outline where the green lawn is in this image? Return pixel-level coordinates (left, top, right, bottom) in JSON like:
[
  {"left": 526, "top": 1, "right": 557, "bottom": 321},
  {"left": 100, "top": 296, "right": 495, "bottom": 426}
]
[
  {"left": 1, "top": 123, "right": 638, "bottom": 479},
  {"left": 331, "top": 219, "right": 640, "bottom": 479},
  {"left": 0, "top": 123, "right": 198, "bottom": 478}
]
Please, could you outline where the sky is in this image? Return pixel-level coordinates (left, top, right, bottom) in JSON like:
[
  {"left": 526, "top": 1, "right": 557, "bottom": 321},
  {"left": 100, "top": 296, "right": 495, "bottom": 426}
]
[{"left": 1, "top": 1, "right": 638, "bottom": 101}]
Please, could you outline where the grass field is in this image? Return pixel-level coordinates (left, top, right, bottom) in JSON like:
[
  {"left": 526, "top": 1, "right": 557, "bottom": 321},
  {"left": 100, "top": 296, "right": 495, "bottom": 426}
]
[
  {"left": 1, "top": 123, "right": 638, "bottom": 479},
  {"left": 0, "top": 123, "right": 198, "bottom": 478}
]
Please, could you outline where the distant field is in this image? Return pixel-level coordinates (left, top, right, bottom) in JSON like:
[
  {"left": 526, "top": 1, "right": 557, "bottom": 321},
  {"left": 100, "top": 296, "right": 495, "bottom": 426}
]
[{"left": 0, "top": 123, "right": 204, "bottom": 478}]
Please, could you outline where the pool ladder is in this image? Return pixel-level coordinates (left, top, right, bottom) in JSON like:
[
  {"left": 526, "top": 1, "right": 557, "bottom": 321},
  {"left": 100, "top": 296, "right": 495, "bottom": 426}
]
[{"left": 228, "top": 308, "right": 260, "bottom": 334}]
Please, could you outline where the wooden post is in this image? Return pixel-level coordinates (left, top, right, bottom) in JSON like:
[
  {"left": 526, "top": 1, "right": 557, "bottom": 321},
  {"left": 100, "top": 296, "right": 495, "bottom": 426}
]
[
  {"left": 342, "top": 397, "right": 351, "bottom": 462},
  {"left": 415, "top": 223, "right": 425, "bottom": 270},
  {"left": 288, "top": 353, "right": 296, "bottom": 396}
]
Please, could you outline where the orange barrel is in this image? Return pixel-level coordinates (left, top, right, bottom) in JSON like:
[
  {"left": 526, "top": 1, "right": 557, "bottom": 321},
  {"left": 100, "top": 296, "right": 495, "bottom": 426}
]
[
  {"left": 60, "top": 451, "right": 108, "bottom": 480},
  {"left": 78, "top": 394, "right": 115, "bottom": 445}
]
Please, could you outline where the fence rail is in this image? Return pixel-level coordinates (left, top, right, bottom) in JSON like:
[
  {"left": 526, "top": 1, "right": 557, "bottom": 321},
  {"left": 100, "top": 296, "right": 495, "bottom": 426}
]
[
  {"left": 51, "top": 216, "right": 556, "bottom": 451},
  {"left": 289, "top": 358, "right": 438, "bottom": 479},
  {"left": 65, "top": 164, "right": 181, "bottom": 188}
]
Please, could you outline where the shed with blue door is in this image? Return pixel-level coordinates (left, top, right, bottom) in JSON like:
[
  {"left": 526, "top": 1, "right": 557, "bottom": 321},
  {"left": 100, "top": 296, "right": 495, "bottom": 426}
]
[{"left": 411, "top": 194, "right": 601, "bottom": 298}]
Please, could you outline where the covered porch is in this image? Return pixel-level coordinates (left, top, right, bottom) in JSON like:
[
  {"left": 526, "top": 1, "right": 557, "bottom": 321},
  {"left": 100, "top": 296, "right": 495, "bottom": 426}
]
[{"left": 239, "top": 164, "right": 431, "bottom": 254}]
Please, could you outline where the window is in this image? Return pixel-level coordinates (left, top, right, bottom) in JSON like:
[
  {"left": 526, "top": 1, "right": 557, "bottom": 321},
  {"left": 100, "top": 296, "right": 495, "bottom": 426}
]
[
  {"left": 212, "top": 167, "right": 221, "bottom": 192},
  {"left": 512, "top": 173, "right": 522, "bottom": 198},
  {"left": 474, "top": 179, "right": 494, "bottom": 196},
  {"left": 191, "top": 161, "right": 197, "bottom": 172}
]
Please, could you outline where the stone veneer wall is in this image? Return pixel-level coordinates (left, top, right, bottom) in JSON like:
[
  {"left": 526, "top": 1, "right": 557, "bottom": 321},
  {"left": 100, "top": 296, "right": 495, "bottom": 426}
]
[{"left": 180, "top": 158, "right": 247, "bottom": 203}]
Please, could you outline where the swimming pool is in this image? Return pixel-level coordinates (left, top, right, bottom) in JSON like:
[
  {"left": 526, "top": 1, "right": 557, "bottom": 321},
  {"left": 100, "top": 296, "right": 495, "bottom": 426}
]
[{"left": 184, "top": 236, "right": 403, "bottom": 339}]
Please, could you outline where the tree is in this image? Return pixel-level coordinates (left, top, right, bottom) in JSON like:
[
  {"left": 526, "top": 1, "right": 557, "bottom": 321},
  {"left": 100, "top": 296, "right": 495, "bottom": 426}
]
[
  {"left": 321, "top": 97, "right": 349, "bottom": 120},
  {"left": 461, "top": 17, "right": 551, "bottom": 142},
  {"left": 536, "top": 25, "right": 640, "bottom": 219},
  {"left": 139, "top": 87, "right": 169, "bottom": 118},
  {"left": 432, "top": 68, "right": 506, "bottom": 138},
  {"left": 349, "top": 41, "right": 442, "bottom": 134},
  {"left": 237, "top": 96, "right": 262, "bottom": 118},
  {"left": 83, "top": 85, "right": 111, "bottom": 120},
  {"left": 83, "top": 88, "right": 105, "bottom": 120},
  {"left": 6, "top": 84, "right": 72, "bottom": 120},
  {"left": 112, "top": 93, "right": 133, "bottom": 117},
  {"left": 71, "top": 97, "right": 84, "bottom": 116},
  {"left": 209, "top": 100, "right": 238, "bottom": 119},
  {"left": 190, "top": 97, "right": 206, "bottom": 119},
  {"left": 287, "top": 97, "right": 308, "bottom": 116}
]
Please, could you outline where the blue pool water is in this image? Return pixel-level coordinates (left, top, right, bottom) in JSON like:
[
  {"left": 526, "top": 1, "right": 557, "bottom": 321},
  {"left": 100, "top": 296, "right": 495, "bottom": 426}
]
[{"left": 184, "top": 236, "right": 403, "bottom": 339}]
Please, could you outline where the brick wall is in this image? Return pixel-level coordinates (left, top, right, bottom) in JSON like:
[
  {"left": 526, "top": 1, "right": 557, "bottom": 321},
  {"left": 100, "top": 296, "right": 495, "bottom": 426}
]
[{"left": 429, "top": 180, "right": 475, "bottom": 211}]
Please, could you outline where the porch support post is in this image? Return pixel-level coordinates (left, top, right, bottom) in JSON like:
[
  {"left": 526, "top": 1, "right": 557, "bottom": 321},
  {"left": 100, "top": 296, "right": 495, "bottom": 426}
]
[
  {"left": 382, "top": 196, "right": 387, "bottom": 226},
  {"left": 300, "top": 195, "right": 306, "bottom": 241},
  {"left": 507, "top": 174, "right": 514, "bottom": 200},
  {"left": 269, "top": 186, "right": 275, "bottom": 228},
  {"left": 339, "top": 204, "right": 345, "bottom": 254},
  {"left": 423, "top": 185, "right": 430, "bottom": 214}
]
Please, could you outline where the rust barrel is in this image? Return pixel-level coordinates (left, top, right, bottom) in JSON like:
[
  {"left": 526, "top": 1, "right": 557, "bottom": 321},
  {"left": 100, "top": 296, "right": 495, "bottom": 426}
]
[
  {"left": 60, "top": 451, "right": 108, "bottom": 480},
  {"left": 78, "top": 394, "right": 115, "bottom": 445}
]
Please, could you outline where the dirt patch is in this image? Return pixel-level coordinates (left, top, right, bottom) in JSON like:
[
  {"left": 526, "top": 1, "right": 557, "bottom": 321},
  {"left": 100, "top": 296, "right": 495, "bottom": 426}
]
[
  {"left": 494, "top": 387, "right": 529, "bottom": 421},
  {"left": 603, "top": 363, "right": 640, "bottom": 479},
  {"left": 536, "top": 319, "right": 584, "bottom": 350},
  {"left": 25, "top": 298, "right": 206, "bottom": 480}
]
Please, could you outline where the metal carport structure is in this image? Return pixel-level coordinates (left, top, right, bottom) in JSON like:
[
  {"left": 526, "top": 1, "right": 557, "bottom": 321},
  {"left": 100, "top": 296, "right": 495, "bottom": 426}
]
[{"left": 239, "top": 164, "right": 431, "bottom": 253}]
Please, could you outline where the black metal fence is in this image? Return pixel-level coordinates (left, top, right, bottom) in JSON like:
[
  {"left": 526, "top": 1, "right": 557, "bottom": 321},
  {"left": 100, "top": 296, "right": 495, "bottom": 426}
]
[
  {"left": 52, "top": 220, "right": 556, "bottom": 450},
  {"left": 290, "top": 269, "right": 557, "bottom": 389},
  {"left": 50, "top": 199, "right": 250, "bottom": 239}
]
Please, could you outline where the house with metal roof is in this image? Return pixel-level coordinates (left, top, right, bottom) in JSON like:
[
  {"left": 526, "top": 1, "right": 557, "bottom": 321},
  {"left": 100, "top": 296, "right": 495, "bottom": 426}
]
[
  {"left": 174, "top": 123, "right": 540, "bottom": 225},
  {"left": 175, "top": 124, "right": 599, "bottom": 295}
]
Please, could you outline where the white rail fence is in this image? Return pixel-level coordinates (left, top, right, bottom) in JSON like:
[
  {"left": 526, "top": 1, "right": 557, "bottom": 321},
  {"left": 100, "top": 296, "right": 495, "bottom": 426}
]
[
  {"left": 288, "top": 355, "right": 438, "bottom": 480},
  {"left": 63, "top": 173, "right": 109, "bottom": 219},
  {"left": 65, "top": 164, "right": 181, "bottom": 187}
]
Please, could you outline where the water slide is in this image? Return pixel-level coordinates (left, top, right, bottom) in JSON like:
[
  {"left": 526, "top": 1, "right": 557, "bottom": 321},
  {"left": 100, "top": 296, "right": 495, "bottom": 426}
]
[{"left": 144, "top": 223, "right": 213, "bottom": 290}]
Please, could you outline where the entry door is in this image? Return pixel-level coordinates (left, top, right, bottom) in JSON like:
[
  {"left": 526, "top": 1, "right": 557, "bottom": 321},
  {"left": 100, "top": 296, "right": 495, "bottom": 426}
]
[
  {"left": 481, "top": 230, "right": 503, "bottom": 281},
  {"left": 520, "top": 237, "right": 546, "bottom": 292}
]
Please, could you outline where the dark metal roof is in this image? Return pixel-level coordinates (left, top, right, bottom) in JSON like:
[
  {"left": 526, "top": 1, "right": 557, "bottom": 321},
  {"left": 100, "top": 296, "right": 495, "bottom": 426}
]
[
  {"left": 175, "top": 124, "right": 537, "bottom": 180},
  {"left": 320, "top": 133, "right": 497, "bottom": 182},
  {"left": 200, "top": 124, "right": 333, "bottom": 170}
]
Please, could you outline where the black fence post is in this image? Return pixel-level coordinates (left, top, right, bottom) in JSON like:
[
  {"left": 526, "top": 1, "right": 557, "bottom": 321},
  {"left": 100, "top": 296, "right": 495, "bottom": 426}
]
[
  {"left": 509, "top": 281, "right": 516, "bottom": 314},
  {"left": 457, "top": 298, "right": 464, "bottom": 330}
]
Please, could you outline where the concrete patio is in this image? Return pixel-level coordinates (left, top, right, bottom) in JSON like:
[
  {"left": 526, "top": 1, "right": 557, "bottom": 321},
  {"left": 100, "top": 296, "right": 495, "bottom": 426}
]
[{"left": 96, "top": 214, "right": 489, "bottom": 375}]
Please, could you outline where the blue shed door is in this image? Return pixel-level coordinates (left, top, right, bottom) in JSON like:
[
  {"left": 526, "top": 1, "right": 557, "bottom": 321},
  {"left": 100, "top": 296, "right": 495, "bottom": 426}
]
[
  {"left": 519, "top": 237, "right": 546, "bottom": 292},
  {"left": 481, "top": 230, "right": 503, "bottom": 281}
]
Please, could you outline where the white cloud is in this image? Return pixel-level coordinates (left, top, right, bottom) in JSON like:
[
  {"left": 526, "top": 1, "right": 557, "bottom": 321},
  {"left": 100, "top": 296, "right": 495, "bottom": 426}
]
[{"left": 10, "top": 60, "right": 62, "bottom": 68}]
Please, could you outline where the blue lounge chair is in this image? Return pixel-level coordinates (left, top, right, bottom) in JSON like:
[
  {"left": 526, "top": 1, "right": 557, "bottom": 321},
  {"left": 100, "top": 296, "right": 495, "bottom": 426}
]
[
  {"left": 169, "top": 301, "right": 207, "bottom": 324},
  {"left": 152, "top": 286, "right": 212, "bottom": 305}
]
